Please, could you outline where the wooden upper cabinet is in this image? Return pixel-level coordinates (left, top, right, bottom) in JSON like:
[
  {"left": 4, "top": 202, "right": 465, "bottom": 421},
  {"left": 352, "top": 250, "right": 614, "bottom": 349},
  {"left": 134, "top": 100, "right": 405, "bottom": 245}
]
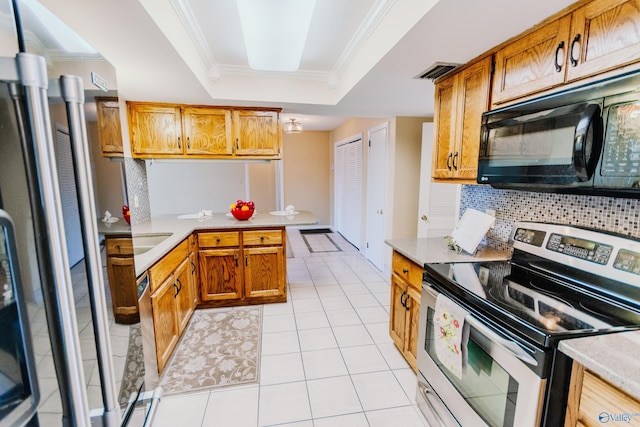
[
  {"left": 127, "top": 102, "right": 281, "bottom": 159},
  {"left": 433, "top": 57, "right": 492, "bottom": 182},
  {"left": 96, "top": 97, "right": 124, "bottom": 157},
  {"left": 567, "top": 0, "right": 640, "bottom": 82},
  {"left": 233, "top": 110, "right": 281, "bottom": 156},
  {"left": 128, "top": 103, "right": 182, "bottom": 156},
  {"left": 492, "top": 0, "right": 640, "bottom": 107},
  {"left": 182, "top": 107, "right": 233, "bottom": 155},
  {"left": 492, "top": 15, "right": 572, "bottom": 106}
]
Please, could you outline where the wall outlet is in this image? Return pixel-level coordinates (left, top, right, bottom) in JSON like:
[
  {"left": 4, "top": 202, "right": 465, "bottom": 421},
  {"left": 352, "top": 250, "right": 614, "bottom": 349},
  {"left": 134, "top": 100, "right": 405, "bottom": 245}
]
[
  {"left": 479, "top": 266, "right": 489, "bottom": 286},
  {"left": 134, "top": 195, "right": 139, "bottom": 208}
]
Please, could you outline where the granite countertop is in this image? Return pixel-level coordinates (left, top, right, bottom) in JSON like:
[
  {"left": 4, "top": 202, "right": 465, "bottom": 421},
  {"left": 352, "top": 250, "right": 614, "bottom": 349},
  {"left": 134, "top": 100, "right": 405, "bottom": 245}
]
[
  {"left": 559, "top": 330, "right": 640, "bottom": 400},
  {"left": 385, "top": 237, "right": 512, "bottom": 266},
  {"left": 97, "top": 217, "right": 131, "bottom": 236},
  {"left": 131, "top": 210, "right": 319, "bottom": 276}
]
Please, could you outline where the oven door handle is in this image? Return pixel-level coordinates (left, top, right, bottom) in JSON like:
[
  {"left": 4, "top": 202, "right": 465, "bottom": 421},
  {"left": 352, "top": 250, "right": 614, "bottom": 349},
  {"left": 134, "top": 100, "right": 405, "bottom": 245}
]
[{"left": 465, "top": 315, "right": 538, "bottom": 367}]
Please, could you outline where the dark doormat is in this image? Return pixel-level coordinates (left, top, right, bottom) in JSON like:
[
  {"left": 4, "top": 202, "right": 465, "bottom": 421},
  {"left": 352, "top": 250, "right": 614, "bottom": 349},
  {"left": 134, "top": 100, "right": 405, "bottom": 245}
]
[{"left": 299, "top": 228, "right": 333, "bottom": 234}]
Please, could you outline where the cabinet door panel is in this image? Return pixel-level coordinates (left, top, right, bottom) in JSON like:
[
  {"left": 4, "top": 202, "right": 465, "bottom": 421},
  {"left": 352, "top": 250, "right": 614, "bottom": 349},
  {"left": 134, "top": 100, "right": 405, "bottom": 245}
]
[
  {"left": 151, "top": 276, "right": 179, "bottom": 372},
  {"left": 96, "top": 97, "right": 123, "bottom": 156},
  {"left": 106, "top": 256, "right": 138, "bottom": 323},
  {"left": 129, "top": 103, "right": 182, "bottom": 155},
  {"left": 199, "top": 248, "right": 242, "bottom": 301},
  {"left": 492, "top": 15, "right": 572, "bottom": 105},
  {"left": 244, "top": 246, "right": 285, "bottom": 299},
  {"left": 405, "top": 286, "right": 421, "bottom": 372},
  {"left": 174, "top": 258, "right": 194, "bottom": 334},
  {"left": 182, "top": 107, "right": 233, "bottom": 155},
  {"left": 233, "top": 110, "right": 280, "bottom": 156},
  {"left": 432, "top": 75, "right": 456, "bottom": 179},
  {"left": 567, "top": 0, "right": 640, "bottom": 82},
  {"left": 456, "top": 58, "right": 492, "bottom": 180},
  {"left": 389, "top": 275, "right": 407, "bottom": 351}
]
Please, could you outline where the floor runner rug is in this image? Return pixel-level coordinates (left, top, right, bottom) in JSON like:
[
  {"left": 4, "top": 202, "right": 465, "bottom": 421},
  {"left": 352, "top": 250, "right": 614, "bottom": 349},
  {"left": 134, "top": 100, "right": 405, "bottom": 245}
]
[
  {"left": 159, "top": 306, "right": 262, "bottom": 395},
  {"left": 118, "top": 324, "right": 145, "bottom": 407},
  {"left": 301, "top": 232, "right": 342, "bottom": 253}
]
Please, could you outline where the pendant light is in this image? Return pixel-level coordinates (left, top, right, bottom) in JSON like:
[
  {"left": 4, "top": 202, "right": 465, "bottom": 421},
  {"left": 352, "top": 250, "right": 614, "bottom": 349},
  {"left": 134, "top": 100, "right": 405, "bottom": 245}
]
[{"left": 284, "top": 118, "right": 303, "bottom": 134}]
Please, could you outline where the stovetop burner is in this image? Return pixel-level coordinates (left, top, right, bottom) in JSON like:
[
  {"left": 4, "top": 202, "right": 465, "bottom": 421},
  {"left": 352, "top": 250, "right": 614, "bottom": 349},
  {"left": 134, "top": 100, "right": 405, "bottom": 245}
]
[{"left": 423, "top": 222, "right": 640, "bottom": 348}]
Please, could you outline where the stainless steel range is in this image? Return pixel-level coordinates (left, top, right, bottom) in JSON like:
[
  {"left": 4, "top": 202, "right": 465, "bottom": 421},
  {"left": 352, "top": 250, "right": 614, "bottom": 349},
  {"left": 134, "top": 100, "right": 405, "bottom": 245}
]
[{"left": 416, "top": 222, "right": 640, "bottom": 427}]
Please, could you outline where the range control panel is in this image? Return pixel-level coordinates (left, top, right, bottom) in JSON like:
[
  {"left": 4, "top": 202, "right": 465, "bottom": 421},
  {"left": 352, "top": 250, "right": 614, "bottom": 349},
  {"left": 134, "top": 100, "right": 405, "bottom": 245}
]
[
  {"left": 546, "top": 233, "right": 613, "bottom": 265},
  {"left": 614, "top": 249, "right": 640, "bottom": 276}
]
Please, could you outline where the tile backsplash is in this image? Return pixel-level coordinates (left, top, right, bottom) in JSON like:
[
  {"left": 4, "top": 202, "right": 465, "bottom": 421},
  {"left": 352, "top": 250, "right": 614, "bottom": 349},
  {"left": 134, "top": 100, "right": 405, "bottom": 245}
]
[
  {"left": 124, "top": 158, "right": 151, "bottom": 224},
  {"left": 460, "top": 185, "right": 640, "bottom": 251}
]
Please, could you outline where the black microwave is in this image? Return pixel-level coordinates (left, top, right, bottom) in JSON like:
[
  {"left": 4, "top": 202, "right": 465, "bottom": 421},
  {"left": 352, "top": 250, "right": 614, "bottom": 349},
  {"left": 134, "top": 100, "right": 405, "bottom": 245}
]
[{"left": 477, "top": 71, "right": 640, "bottom": 199}]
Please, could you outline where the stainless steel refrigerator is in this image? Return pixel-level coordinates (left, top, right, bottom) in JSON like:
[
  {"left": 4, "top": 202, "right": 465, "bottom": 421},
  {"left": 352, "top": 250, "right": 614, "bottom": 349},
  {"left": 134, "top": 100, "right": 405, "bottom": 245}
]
[{"left": 0, "top": 1, "right": 152, "bottom": 426}]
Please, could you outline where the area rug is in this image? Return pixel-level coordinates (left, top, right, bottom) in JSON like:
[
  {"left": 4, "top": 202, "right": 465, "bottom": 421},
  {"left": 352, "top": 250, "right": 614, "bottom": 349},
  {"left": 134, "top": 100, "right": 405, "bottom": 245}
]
[
  {"left": 300, "top": 230, "right": 342, "bottom": 253},
  {"left": 118, "top": 324, "right": 145, "bottom": 407},
  {"left": 159, "top": 306, "right": 262, "bottom": 395}
]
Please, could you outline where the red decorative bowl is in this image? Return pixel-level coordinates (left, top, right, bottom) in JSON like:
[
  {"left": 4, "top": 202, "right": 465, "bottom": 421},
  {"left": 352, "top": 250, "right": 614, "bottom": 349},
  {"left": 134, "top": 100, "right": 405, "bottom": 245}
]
[
  {"left": 230, "top": 208, "right": 254, "bottom": 220},
  {"left": 123, "top": 211, "right": 131, "bottom": 224}
]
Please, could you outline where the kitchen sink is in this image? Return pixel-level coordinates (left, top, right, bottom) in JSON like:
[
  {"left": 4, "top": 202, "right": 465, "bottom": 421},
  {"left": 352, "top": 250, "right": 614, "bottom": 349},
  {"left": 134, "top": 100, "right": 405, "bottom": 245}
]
[{"left": 132, "top": 233, "right": 172, "bottom": 255}]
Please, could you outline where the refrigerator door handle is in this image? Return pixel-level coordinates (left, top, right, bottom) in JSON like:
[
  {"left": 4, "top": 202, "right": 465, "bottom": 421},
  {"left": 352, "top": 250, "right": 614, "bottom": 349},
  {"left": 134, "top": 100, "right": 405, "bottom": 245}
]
[{"left": 58, "top": 75, "right": 121, "bottom": 426}]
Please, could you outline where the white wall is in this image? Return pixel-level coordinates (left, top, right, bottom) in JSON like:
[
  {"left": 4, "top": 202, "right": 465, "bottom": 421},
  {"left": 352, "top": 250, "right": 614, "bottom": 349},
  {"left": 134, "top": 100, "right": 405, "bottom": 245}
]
[{"left": 146, "top": 161, "right": 249, "bottom": 215}]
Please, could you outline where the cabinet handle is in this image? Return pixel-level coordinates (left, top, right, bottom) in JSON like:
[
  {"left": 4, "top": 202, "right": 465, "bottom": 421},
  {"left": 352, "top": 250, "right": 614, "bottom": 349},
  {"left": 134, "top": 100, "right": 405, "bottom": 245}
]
[
  {"left": 452, "top": 152, "right": 458, "bottom": 171},
  {"left": 402, "top": 268, "right": 409, "bottom": 274},
  {"left": 235, "top": 254, "right": 238, "bottom": 267},
  {"left": 245, "top": 254, "right": 248, "bottom": 266},
  {"left": 570, "top": 34, "right": 581, "bottom": 67},
  {"left": 446, "top": 152, "right": 452, "bottom": 170},
  {"left": 404, "top": 293, "right": 411, "bottom": 311},
  {"left": 400, "top": 290, "right": 407, "bottom": 308},
  {"left": 236, "top": 138, "right": 239, "bottom": 151},
  {"left": 191, "top": 261, "right": 196, "bottom": 274},
  {"left": 177, "top": 136, "right": 181, "bottom": 149},
  {"left": 187, "top": 136, "right": 191, "bottom": 149},
  {"left": 554, "top": 41, "right": 565, "bottom": 72},
  {"left": 176, "top": 278, "right": 182, "bottom": 292},
  {"left": 173, "top": 283, "right": 179, "bottom": 298}
]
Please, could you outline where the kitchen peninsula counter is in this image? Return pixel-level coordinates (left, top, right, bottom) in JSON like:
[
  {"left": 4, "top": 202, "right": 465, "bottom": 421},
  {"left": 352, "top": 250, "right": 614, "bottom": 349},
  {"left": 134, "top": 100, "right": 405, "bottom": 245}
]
[
  {"left": 385, "top": 237, "right": 511, "bottom": 266},
  {"left": 132, "top": 211, "right": 319, "bottom": 276},
  {"left": 559, "top": 331, "right": 640, "bottom": 401}
]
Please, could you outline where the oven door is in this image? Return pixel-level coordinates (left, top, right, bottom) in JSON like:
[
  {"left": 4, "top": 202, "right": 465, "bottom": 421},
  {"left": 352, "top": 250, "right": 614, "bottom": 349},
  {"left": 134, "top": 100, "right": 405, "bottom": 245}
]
[{"left": 416, "top": 283, "right": 546, "bottom": 427}]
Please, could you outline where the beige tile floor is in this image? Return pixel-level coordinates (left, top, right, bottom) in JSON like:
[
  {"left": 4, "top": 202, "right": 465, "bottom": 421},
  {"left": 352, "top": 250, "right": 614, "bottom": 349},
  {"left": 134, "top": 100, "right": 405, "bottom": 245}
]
[{"left": 29, "top": 230, "right": 429, "bottom": 426}]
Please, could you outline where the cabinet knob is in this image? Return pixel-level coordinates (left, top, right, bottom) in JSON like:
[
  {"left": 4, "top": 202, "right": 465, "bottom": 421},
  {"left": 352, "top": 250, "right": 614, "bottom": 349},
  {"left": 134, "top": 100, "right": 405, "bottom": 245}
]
[
  {"left": 216, "top": 237, "right": 221, "bottom": 243},
  {"left": 260, "top": 236, "right": 265, "bottom": 241},
  {"left": 421, "top": 215, "right": 428, "bottom": 221},
  {"left": 403, "top": 268, "right": 409, "bottom": 274}
]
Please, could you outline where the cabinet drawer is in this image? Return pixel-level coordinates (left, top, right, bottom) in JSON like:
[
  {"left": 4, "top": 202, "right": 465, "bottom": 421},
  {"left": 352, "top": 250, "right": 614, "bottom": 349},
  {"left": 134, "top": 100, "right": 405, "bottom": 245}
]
[
  {"left": 106, "top": 238, "right": 133, "bottom": 256},
  {"left": 392, "top": 251, "right": 423, "bottom": 288},
  {"left": 243, "top": 230, "right": 282, "bottom": 246},
  {"left": 198, "top": 231, "right": 239, "bottom": 247},
  {"left": 149, "top": 239, "right": 188, "bottom": 293}
]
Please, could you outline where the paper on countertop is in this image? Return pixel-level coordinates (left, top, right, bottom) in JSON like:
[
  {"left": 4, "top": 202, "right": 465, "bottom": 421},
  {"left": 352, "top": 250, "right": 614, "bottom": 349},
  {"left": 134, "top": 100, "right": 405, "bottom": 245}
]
[
  {"left": 285, "top": 205, "right": 296, "bottom": 215},
  {"left": 451, "top": 209, "right": 495, "bottom": 255}
]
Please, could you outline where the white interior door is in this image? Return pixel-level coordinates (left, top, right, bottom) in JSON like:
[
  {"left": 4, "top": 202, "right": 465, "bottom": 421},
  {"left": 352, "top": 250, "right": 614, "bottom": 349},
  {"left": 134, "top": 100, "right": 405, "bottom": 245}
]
[
  {"left": 366, "top": 124, "right": 387, "bottom": 270},
  {"left": 417, "top": 122, "right": 460, "bottom": 238},
  {"left": 334, "top": 138, "right": 362, "bottom": 248}
]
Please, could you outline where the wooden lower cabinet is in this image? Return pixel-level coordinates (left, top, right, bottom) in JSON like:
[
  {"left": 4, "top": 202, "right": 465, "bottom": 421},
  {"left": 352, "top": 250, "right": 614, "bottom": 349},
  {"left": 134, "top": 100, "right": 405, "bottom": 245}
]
[
  {"left": 565, "top": 361, "right": 640, "bottom": 427},
  {"left": 197, "top": 227, "right": 287, "bottom": 308},
  {"left": 148, "top": 237, "right": 196, "bottom": 373},
  {"left": 150, "top": 274, "right": 180, "bottom": 373},
  {"left": 199, "top": 248, "right": 243, "bottom": 301},
  {"left": 105, "top": 236, "right": 139, "bottom": 324},
  {"left": 389, "top": 251, "right": 422, "bottom": 372}
]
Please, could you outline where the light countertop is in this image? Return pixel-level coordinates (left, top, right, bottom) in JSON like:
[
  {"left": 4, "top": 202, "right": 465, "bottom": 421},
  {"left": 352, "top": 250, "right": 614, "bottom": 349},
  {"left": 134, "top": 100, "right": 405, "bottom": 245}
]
[
  {"left": 131, "top": 211, "right": 318, "bottom": 276},
  {"left": 97, "top": 217, "right": 131, "bottom": 236},
  {"left": 559, "top": 330, "right": 640, "bottom": 400},
  {"left": 385, "top": 237, "right": 512, "bottom": 266}
]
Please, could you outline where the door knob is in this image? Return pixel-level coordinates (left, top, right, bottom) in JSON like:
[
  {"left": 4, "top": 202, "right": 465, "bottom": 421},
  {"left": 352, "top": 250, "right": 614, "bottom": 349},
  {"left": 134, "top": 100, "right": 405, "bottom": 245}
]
[{"left": 421, "top": 215, "right": 428, "bottom": 221}]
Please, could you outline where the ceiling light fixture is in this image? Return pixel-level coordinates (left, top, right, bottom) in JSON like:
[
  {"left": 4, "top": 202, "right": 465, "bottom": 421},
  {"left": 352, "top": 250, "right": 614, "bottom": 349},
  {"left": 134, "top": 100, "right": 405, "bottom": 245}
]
[
  {"left": 284, "top": 118, "right": 303, "bottom": 134},
  {"left": 237, "top": 0, "right": 316, "bottom": 72}
]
